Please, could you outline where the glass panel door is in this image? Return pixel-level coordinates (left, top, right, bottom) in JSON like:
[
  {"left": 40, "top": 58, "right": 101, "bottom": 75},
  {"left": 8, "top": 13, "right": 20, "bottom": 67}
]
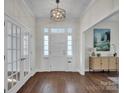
[
  {"left": 23, "top": 32, "right": 30, "bottom": 77},
  {"left": 5, "top": 17, "right": 31, "bottom": 92},
  {"left": 6, "top": 21, "right": 21, "bottom": 90}
]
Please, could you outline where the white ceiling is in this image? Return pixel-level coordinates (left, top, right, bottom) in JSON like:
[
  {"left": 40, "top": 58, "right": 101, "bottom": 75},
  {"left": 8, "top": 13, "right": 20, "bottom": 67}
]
[{"left": 24, "top": 0, "right": 92, "bottom": 19}]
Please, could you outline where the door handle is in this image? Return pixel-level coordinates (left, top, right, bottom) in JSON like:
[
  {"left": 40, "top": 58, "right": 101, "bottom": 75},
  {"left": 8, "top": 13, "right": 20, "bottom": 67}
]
[{"left": 21, "top": 58, "right": 26, "bottom": 61}]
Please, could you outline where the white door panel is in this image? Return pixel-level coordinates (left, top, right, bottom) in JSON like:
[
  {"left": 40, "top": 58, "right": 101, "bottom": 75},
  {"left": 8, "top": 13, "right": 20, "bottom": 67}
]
[
  {"left": 50, "top": 33, "right": 67, "bottom": 71},
  {"left": 50, "top": 57, "right": 67, "bottom": 71}
]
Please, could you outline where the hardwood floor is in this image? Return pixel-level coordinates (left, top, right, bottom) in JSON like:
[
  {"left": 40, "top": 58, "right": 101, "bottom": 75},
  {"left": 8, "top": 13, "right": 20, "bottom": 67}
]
[{"left": 17, "top": 72, "right": 118, "bottom": 93}]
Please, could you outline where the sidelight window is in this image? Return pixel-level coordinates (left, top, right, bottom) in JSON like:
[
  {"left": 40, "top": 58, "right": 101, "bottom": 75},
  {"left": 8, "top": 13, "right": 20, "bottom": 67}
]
[
  {"left": 44, "top": 28, "right": 49, "bottom": 56},
  {"left": 67, "top": 28, "right": 73, "bottom": 56}
]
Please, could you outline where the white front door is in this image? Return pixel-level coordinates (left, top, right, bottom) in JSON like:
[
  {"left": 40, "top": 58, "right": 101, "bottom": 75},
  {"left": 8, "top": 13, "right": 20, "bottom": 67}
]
[{"left": 49, "top": 33, "right": 67, "bottom": 71}]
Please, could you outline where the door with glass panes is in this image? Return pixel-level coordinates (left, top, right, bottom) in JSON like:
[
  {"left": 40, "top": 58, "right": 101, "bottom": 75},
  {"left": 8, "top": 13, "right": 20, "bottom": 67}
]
[{"left": 4, "top": 17, "right": 31, "bottom": 92}]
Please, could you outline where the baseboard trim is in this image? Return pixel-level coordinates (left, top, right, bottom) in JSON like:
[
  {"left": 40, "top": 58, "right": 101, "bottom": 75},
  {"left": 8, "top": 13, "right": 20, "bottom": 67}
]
[
  {"left": 85, "top": 69, "right": 90, "bottom": 72},
  {"left": 35, "top": 69, "right": 79, "bottom": 73},
  {"left": 79, "top": 71, "right": 85, "bottom": 75}
]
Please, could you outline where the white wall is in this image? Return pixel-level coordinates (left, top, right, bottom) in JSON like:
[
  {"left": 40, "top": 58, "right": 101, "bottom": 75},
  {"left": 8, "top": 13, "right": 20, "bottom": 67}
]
[
  {"left": 35, "top": 18, "right": 80, "bottom": 72},
  {"left": 85, "top": 20, "right": 119, "bottom": 71}
]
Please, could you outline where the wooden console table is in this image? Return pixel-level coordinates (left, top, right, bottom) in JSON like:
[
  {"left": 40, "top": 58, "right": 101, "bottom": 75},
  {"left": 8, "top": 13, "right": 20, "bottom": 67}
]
[{"left": 89, "top": 56, "right": 119, "bottom": 72}]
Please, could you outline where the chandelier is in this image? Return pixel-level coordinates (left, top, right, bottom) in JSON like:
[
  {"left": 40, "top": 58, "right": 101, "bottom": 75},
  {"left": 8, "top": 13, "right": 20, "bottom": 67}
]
[{"left": 50, "top": 0, "right": 66, "bottom": 22}]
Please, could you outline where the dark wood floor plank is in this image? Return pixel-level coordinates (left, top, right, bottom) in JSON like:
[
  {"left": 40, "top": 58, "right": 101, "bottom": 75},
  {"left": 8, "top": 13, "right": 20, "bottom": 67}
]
[{"left": 17, "top": 72, "right": 118, "bottom": 93}]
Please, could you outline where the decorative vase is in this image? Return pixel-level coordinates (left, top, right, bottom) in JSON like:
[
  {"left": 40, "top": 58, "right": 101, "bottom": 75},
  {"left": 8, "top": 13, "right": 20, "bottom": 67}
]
[
  {"left": 113, "top": 53, "right": 117, "bottom": 57},
  {"left": 97, "top": 53, "right": 101, "bottom": 57},
  {"left": 91, "top": 52, "right": 95, "bottom": 56}
]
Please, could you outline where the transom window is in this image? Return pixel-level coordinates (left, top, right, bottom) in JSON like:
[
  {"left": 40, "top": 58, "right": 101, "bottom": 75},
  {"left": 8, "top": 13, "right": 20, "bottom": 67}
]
[
  {"left": 51, "top": 28, "right": 65, "bottom": 33},
  {"left": 43, "top": 28, "right": 73, "bottom": 56}
]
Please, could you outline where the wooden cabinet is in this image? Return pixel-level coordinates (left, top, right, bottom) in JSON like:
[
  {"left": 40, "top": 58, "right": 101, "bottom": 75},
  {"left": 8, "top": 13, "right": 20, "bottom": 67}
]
[
  {"left": 109, "top": 57, "right": 117, "bottom": 71},
  {"left": 116, "top": 57, "right": 119, "bottom": 71},
  {"left": 101, "top": 57, "right": 109, "bottom": 71},
  {"left": 90, "top": 57, "right": 101, "bottom": 70},
  {"left": 89, "top": 56, "right": 119, "bottom": 72}
]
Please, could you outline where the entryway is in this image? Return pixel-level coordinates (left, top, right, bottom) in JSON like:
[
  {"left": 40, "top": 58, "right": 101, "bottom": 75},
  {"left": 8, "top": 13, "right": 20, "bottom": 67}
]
[{"left": 43, "top": 28, "right": 73, "bottom": 71}]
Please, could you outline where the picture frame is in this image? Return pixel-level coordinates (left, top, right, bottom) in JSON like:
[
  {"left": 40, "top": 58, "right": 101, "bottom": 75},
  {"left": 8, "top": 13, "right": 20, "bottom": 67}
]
[{"left": 94, "top": 28, "right": 111, "bottom": 51}]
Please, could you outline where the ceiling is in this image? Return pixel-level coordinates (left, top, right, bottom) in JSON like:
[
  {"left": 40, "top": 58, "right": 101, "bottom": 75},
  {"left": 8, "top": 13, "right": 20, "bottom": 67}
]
[{"left": 24, "top": 0, "right": 92, "bottom": 19}]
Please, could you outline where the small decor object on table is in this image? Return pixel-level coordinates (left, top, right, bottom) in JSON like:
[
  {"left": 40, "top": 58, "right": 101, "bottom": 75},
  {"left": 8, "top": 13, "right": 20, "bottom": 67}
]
[
  {"left": 91, "top": 52, "right": 95, "bottom": 56},
  {"left": 88, "top": 48, "right": 95, "bottom": 56},
  {"left": 97, "top": 53, "right": 101, "bottom": 57},
  {"left": 113, "top": 53, "right": 117, "bottom": 57}
]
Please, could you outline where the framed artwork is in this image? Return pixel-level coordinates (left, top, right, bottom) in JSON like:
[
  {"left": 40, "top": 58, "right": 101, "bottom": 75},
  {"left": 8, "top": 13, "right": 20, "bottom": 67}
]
[{"left": 94, "top": 28, "right": 111, "bottom": 51}]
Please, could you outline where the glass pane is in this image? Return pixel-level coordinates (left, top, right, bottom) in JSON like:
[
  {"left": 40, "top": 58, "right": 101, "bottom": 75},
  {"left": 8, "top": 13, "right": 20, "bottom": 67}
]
[
  {"left": 44, "top": 36, "right": 48, "bottom": 40},
  {"left": 7, "top": 22, "right": 12, "bottom": 35},
  {"left": 24, "top": 40, "right": 26, "bottom": 47},
  {"left": 13, "top": 74, "right": 17, "bottom": 86},
  {"left": 17, "top": 61, "right": 20, "bottom": 72},
  {"left": 8, "top": 77, "right": 13, "bottom": 90},
  {"left": 67, "top": 51, "right": 72, "bottom": 56},
  {"left": 17, "top": 51, "right": 20, "bottom": 60},
  {"left": 13, "top": 25, "right": 16, "bottom": 37},
  {"left": 7, "top": 36, "right": 12, "bottom": 49},
  {"left": 44, "top": 41, "right": 48, "bottom": 46},
  {"left": 13, "top": 62, "right": 17, "bottom": 73},
  {"left": 17, "top": 27, "right": 20, "bottom": 38},
  {"left": 68, "top": 46, "right": 72, "bottom": 50},
  {"left": 24, "top": 59, "right": 29, "bottom": 76},
  {"left": 24, "top": 72, "right": 28, "bottom": 76},
  {"left": 13, "top": 50, "right": 17, "bottom": 62},
  {"left": 17, "top": 38, "right": 20, "bottom": 50},
  {"left": 17, "top": 28, "right": 21, "bottom": 50},
  {"left": 44, "top": 46, "right": 48, "bottom": 50},
  {"left": 44, "top": 51, "right": 48, "bottom": 56},
  {"left": 24, "top": 36, "right": 27, "bottom": 40},
  {"left": 51, "top": 28, "right": 65, "bottom": 33},
  {"left": 17, "top": 61, "right": 20, "bottom": 81},
  {"left": 68, "top": 41, "right": 72, "bottom": 46},
  {"left": 24, "top": 48, "right": 28, "bottom": 55},
  {"left": 68, "top": 36, "right": 72, "bottom": 41},
  {"left": 51, "top": 28, "right": 57, "bottom": 33},
  {"left": 7, "top": 50, "right": 12, "bottom": 64},
  {"left": 17, "top": 71, "right": 20, "bottom": 81},
  {"left": 13, "top": 37, "right": 16, "bottom": 49},
  {"left": 8, "top": 63, "right": 12, "bottom": 76},
  {"left": 24, "top": 44, "right": 28, "bottom": 47},
  {"left": 44, "top": 28, "right": 48, "bottom": 33}
]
